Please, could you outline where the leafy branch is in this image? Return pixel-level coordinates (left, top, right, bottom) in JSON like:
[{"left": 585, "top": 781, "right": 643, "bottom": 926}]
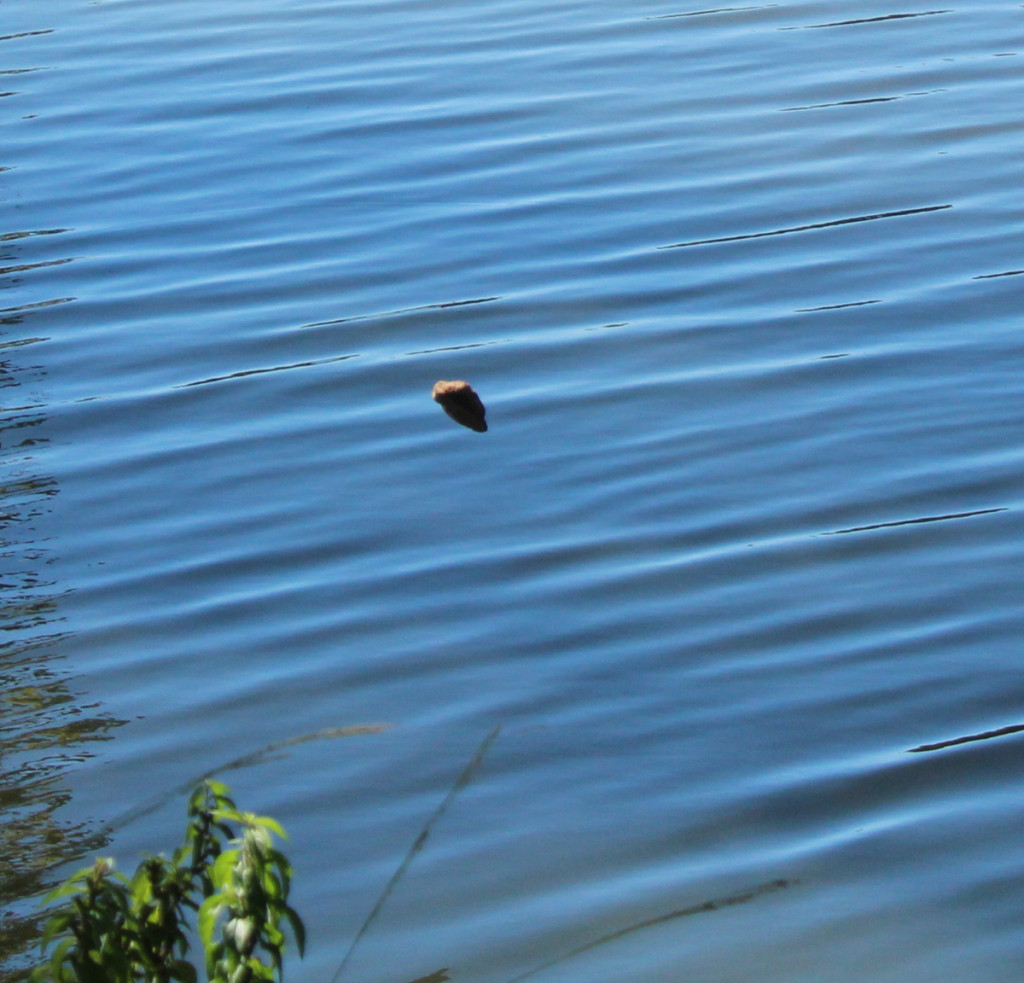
[{"left": 31, "top": 782, "right": 304, "bottom": 983}]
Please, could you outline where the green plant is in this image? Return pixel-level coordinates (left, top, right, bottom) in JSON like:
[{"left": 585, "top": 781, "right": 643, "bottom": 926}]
[{"left": 30, "top": 781, "right": 305, "bottom": 983}]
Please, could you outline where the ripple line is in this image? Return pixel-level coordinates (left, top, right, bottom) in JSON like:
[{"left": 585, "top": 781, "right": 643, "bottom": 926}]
[
  {"left": 405, "top": 340, "right": 499, "bottom": 356},
  {"left": 0, "top": 228, "right": 70, "bottom": 242},
  {"left": 0, "top": 29, "right": 54, "bottom": 42},
  {"left": 909, "top": 722, "right": 1024, "bottom": 753},
  {"left": 0, "top": 335, "right": 48, "bottom": 350},
  {"left": 973, "top": 269, "right": 1024, "bottom": 279},
  {"left": 659, "top": 204, "right": 951, "bottom": 249},
  {"left": 783, "top": 9, "right": 952, "bottom": 30},
  {"left": 177, "top": 352, "right": 358, "bottom": 388},
  {"left": 779, "top": 90, "right": 940, "bottom": 112},
  {"left": 0, "top": 257, "right": 76, "bottom": 275},
  {"left": 824, "top": 507, "right": 1006, "bottom": 536},
  {"left": 304, "top": 295, "right": 499, "bottom": 330},
  {"left": 796, "top": 299, "right": 880, "bottom": 313},
  {"left": 649, "top": 4, "right": 778, "bottom": 18},
  {"left": 0, "top": 297, "right": 73, "bottom": 315},
  {"left": 782, "top": 95, "right": 900, "bottom": 112}
]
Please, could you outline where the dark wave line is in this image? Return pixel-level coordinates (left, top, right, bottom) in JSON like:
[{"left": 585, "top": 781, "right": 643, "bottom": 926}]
[
  {"left": 910, "top": 722, "right": 1024, "bottom": 753},
  {"left": 650, "top": 4, "right": 777, "bottom": 18},
  {"left": 782, "top": 96, "right": 899, "bottom": 112},
  {"left": 0, "top": 257, "right": 76, "bottom": 275},
  {"left": 0, "top": 336, "right": 48, "bottom": 351},
  {"left": 825, "top": 507, "right": 1006, "bottom": 536},
  {"left": 0, "top": 29, "right": 54, "bottom": 42},
  {"left": 783, "top": 91, "right": 939, "bottom": 111},
  {"left": 973, "top": 269, "right": 1024, "bottom": 280},
  {"left": 177, "top": 351, "right": 358, "bottom": 388},
  {"left": 796, "top": 299, "right": 879, "bottom": 312},
  {"left": 405, "top": 340, "right": 498, "bottom": 356},
  {"left": 0, "top": 297, "right": 73, "bottom": 315},
  {"left": 304, "top": 295, "right": 499, "bottom": 329},
  {"left": 659, "top": 204, "right": 950, "bottom": 249},
  {"left": 0, "top": 228, "right": 70, "bottom": 243},
  {"left": 783, "top": 9, "right": 951, "bottom": 30}
]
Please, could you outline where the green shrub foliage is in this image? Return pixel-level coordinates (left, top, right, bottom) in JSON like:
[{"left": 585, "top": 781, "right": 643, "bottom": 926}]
[{"left": 31, "top": 781, "right": 305, "bottom": 983}]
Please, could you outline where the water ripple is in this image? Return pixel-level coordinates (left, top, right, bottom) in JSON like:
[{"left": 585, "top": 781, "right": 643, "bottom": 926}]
[
  {"left": 659, "top": 204, "right": 952, "bottom": 249},
  {"left": 784, "top": 9, "right": 953, "bottom": 30},
  {"left": 6, "top": 1, "right": 1024, "bottom": 980}
]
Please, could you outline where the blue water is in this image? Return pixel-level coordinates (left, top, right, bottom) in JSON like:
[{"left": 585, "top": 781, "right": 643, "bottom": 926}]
[{"left": 3, "top": 1, "right": 1024, "bottom": 980}]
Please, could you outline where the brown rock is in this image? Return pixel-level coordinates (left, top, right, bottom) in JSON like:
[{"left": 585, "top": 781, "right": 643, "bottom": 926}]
[{"left": 432, "top": 379, "right": 487, "bottom": 433}]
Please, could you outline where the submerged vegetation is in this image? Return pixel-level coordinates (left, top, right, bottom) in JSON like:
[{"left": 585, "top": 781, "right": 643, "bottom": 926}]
[{"left": 30, "top": 781, "right": 304, "bottom": 983}]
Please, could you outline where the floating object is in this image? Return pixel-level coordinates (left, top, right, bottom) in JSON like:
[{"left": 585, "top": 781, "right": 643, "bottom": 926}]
[{"left": 432, "top": 379, "right": 487, "bottom": 432}]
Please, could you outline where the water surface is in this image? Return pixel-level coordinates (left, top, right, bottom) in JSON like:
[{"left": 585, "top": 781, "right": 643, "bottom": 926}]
[{"left": 3, "top": 1, "right": 1024, "bottom": 980}]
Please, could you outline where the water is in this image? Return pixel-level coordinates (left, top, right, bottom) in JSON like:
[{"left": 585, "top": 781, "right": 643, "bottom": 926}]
[{"left": 3, "top": 0, "right": 1024, "bottom": 980}]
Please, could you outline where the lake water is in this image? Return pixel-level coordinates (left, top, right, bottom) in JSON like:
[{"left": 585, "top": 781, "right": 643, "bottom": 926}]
[{"left": 3, "top": 0, "right": 1024, "bottom": 980}]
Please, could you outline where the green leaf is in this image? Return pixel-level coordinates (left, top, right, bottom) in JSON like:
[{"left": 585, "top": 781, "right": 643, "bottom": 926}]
[
  {"left": 131, "top": 874, "right": 153, "bottom": 908},
  {"left": 31, "top": 781, "right": 303, "bottom": 983},
  {"left": 212, "top": 849, "right": 240, "bottom": 889},
  {"left": 267, "top": 847, "right": 292, "bottom": 876},
  {"left": 171, "top": 959, "right": 199, "bottom": 983},
  {"left": 283, "top": 906, "right": 306, "bottom": 956},
  {"left": 248, "top": 957, "right": 275, "bottom": 982},
  {"left": 39, "top": 913, "right": 71, "bottom": 952},
  {"left": 204, "top": 779, "right": 231, "bottom": 801},
  {"left": 206, "top": 940, "right": 226, "bottom": 982},
  {"left": 259, "top": 869, "right": 282, "bottom": 903},
  {"left": 211, "top": 807, "right": 244, "bottom": 829},
  {"left": 48, "top": 937, "right": 74, "bottom": 976},
  {"left": 197, "top": 894, "right": 225, "bottom": 950},
  {"left": 42, "top": 873, "right": 88, "bottom": 905},
  {"left": 253, "top": 815, "right": 287, "bottom": 840}
]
